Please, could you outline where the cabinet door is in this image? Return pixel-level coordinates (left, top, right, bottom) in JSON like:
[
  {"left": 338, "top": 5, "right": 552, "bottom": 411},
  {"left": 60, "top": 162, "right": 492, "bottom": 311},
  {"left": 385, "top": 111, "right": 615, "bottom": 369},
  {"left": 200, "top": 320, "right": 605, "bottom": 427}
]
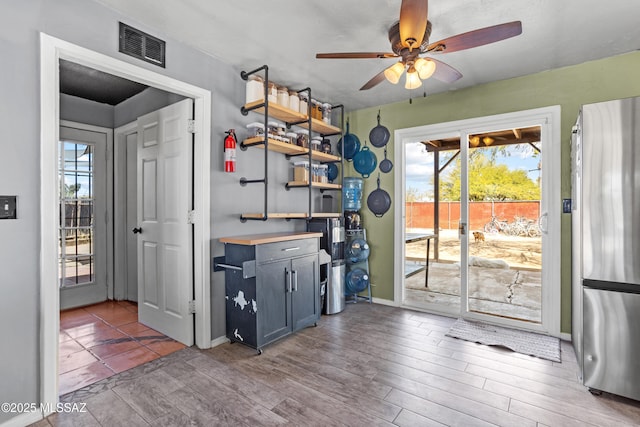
[
  {"left": 291, "top": 254, "right": 320, "bottom": 331},
  {"left": 256, "top": 259, "right": 292, "bottom": 347}
]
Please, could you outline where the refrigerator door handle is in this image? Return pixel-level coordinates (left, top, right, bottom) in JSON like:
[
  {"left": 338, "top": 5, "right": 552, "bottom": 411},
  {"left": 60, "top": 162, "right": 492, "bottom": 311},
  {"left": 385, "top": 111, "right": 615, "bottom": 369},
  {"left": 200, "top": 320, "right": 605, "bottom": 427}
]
[{"left": 539, "top": 212, "right": 549, "bottom": 234}]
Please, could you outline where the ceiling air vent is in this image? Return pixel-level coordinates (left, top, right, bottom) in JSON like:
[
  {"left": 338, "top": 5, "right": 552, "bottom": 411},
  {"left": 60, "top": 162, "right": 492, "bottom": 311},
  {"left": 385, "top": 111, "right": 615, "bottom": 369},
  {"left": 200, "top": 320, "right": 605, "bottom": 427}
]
[{"left": 119, "top": 22, "right": 166, "bottom": 68}]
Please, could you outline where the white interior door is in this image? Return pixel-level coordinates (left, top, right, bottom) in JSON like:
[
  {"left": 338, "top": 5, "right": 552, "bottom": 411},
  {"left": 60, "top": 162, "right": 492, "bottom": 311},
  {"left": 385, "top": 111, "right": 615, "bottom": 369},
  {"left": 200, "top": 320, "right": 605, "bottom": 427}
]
[
  {"left": 126, "top": 130, "right": 138, "bottom": 301},
  {"left": 136, "top": 98, "right": 194, "bottom": 345}
]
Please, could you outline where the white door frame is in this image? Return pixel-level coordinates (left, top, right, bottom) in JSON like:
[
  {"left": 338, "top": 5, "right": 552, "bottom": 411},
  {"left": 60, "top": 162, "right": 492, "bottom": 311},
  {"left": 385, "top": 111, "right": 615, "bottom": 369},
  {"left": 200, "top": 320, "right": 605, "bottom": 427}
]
[
  {"left": 393, "top": 106, "right": 561, "bottom": 337},
  {"left": 40, "top": 33, "right": 211, "bottom": 409}
]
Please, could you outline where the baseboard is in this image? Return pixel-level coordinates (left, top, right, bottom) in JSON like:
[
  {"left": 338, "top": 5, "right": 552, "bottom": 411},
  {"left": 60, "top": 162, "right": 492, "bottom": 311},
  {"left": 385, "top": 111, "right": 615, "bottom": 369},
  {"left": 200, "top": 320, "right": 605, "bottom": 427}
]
[
  {"left": 210, "top": 335, "right": 230, "bottom": 348},
  {"left": 0, "top": 410, "right": 43, "bottom": 427},
  {"left": 560, "top": 332, "right": 572, "bottom": 341},
  {"left": 371, "top": 297, "right": 398, "bottom": 307}
]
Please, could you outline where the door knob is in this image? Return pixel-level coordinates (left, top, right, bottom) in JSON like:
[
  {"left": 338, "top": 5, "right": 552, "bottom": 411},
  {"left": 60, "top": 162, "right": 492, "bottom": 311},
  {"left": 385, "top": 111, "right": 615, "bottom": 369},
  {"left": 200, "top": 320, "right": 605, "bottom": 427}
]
[{"left": 132, "top": 227, "right": 142, "bottom": 234}]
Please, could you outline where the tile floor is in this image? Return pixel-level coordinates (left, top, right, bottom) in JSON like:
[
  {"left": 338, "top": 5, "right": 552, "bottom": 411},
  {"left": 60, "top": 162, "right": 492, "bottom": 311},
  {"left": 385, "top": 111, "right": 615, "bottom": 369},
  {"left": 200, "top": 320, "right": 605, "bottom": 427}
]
[{"left": 59, "top": 300, "right": 186, "bottom": 395}]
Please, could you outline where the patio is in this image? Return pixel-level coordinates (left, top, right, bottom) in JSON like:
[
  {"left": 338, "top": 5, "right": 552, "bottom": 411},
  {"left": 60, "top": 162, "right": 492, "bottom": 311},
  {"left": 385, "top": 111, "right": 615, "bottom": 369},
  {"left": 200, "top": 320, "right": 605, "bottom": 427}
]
[{"left": 404, "top": 229, "right": 542, "bottom": 322}]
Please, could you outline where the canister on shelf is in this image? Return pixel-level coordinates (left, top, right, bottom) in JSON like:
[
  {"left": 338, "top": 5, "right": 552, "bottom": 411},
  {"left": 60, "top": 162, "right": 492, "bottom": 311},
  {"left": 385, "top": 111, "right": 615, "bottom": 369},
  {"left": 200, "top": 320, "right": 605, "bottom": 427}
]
[
  {"left": 311, "top": 163, "right": 320, "bottom": 182},
  {"left": 245, "top": 75, "right": 264, "bottom": 104},
  {"left": 311, "top": 99, "right": 321, "bottom": 120},
  {"left": 299, "top": 93, "right": 309, "bottom": 116},
  {"left": 277, "top": 86, "right": 289, "bottom": 108},
  {"left": 289, "top": 90, "right": 299, "bottom": 112},
  {"left": 310, "top": 136, "right": 322, "bottom": 151},
  {"left": 267, "top": 121, "right": 279, "bottom": 140},
  {"left": 321, "top": 138, "right": 332, "bottom": 153},
  {"left": 319, "top": 164, "right": 329, "bottom": 183},
  {"left": 322, "top": 103, "right": 332, "bottom": 124},
  {"left": 285, "top": 132, "right": 298, "bottom": 145},
  {"left": 267, "top": 82, "right": 277, "bottom": 104},
  {"left": 293, "top": 160, "right": 310, "bottom": 182},
  {"left": 297, "top": 129, "right": 309, "bottom": 148},
  {"left": 246, "top": 122, "right": 265, "bottom": 138}
]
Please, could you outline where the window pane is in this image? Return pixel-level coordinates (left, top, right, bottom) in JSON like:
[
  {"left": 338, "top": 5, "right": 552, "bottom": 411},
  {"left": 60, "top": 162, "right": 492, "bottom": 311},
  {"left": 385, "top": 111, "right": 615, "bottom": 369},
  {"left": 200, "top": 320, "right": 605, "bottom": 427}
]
[{"left": 59, "top": 140, "right": 95, "bottom": 288}]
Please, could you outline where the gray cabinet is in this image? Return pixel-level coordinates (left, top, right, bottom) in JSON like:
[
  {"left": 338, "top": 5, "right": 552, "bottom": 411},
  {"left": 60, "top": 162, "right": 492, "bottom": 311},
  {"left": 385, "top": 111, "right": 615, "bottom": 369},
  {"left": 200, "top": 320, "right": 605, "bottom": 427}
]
[{"left": 221, "top": 235, "right": 321, "bottom": 352}]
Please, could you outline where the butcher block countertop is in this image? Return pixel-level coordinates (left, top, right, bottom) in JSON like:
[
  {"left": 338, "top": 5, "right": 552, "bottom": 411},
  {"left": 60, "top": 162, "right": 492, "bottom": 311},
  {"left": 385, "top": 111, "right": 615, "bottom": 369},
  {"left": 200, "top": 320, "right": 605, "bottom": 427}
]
[{"left": 219, "top": 231, "right": 323, "bottom": 246}]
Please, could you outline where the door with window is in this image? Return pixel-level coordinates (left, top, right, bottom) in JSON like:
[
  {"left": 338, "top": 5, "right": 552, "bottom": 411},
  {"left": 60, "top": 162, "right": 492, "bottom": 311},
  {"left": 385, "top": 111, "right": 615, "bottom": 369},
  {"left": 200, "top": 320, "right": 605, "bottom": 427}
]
[
  {"left": 400, "top": 109, "right": 560, "bottom": 334},
  {"left": 59, "top": 125, "right": 108, "bottom": 309},
  {"left": 460, "top": 127, "right": 544, "bottom": 328}
]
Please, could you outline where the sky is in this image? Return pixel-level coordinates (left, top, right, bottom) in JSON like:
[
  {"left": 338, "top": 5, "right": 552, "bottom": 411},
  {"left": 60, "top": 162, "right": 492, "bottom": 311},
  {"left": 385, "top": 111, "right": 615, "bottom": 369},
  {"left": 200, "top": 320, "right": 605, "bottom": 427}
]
[{"left": 405, "top": 141, "right": 541, "bottom": 200}]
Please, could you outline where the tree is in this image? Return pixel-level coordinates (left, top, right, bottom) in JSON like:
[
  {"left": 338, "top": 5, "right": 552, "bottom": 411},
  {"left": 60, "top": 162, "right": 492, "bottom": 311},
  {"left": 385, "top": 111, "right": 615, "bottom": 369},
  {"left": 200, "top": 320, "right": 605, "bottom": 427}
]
[{"left": 439, "top": 150, "right": 540, "bottom": 201}]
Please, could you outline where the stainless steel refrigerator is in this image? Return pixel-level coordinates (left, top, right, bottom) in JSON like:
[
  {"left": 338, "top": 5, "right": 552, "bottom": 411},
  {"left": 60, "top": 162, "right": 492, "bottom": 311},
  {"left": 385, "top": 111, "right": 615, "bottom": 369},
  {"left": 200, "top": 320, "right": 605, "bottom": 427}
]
[{"left": 571, "top": 97, "right": 640, "bottom": 400}]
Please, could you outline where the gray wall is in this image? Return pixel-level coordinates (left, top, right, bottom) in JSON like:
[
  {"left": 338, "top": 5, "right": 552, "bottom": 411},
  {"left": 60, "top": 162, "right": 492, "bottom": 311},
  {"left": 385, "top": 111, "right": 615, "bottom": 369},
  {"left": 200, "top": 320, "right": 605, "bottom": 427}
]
[
  {"left": 0, "top": 0, "right": 306, "bottom": 422},
  {"left": 60, "top": 93, "right": 114, "bottom": 127},
  {"left": 114, "top": 87, "right": 187, "bottom": 128}
]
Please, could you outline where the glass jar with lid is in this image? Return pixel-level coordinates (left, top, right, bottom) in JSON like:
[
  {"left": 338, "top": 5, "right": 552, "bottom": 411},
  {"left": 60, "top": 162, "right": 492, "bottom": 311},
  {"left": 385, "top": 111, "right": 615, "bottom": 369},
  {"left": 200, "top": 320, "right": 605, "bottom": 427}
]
[
  {"left": 310, "top": 99, "right": 321, "bottom": 120},
  {"left": 296, "top": 129, "right": 309, "bottom": 148},
  {"left": 267, "top": 82, "right": 277, "bottom": 104},
  {"left": 285, "top": 131, "right": 298, "bottom": 145},
  {"left": 277, "top": 86, "right": 289, "bottom": 108},
  {"left": 310, "top": 136, "right": 322, "bottom": 151},
  {"left": 322, "top": 103, "right": 332, "bottom": 124},
  {"left": 319, "top": 165, "right": 329, "bottom": 183},
  {"left": 267, "top": 121, "right": 279, "bottom": 140},
  {"left": 245, "top": 75, "right": 264, "bottom": 104},
  {"left": 311, "top": 163, "right": 320, "bottom": 182},
  {"left": 299, "top": 93, "right": 309, "bottom": 116},
  {"left": 293, "top": 161, "right": 310, "bottom": 182},
  {"left": 288, "top": 90, "right": 299, "bottom": 112},
  {"left": 246, "top": 122, "right": 265, "bottom": 138}
]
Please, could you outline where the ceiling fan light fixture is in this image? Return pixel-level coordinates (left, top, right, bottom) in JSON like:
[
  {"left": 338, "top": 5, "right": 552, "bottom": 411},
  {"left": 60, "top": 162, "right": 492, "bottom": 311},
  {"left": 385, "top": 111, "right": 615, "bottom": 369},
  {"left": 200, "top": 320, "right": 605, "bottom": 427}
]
[
  {"left": 384, "top": 62, "right": 405, "bottom": 84},
  {"left": 404, "top": 69, "right": 422, "bottom": 90},
  {"left": 469, "top": 136, "right": 480, "bottom": 147},
  {"left": 483, "top": 136, "right": 495, "bottom": 146},
  {"left": 414, "top": 57, "right": 436, "bottom": 80}
]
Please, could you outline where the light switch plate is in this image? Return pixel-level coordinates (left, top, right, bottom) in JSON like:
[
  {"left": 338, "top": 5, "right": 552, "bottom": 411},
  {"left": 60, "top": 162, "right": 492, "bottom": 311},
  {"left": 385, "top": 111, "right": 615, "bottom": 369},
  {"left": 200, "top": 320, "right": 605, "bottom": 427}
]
[
  {"left": 0, "top": 196, "right": 17, "bottom": 219},
  {"left": 562, "top": 198, "right": 571, "bottom": 213}
]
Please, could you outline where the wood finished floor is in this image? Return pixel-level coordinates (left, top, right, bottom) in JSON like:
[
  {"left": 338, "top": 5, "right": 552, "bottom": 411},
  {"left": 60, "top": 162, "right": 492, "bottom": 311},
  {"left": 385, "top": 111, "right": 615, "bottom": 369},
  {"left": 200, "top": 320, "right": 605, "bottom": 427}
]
[{"left": 34, "top": 303, "right": 640, "bottom": 426}]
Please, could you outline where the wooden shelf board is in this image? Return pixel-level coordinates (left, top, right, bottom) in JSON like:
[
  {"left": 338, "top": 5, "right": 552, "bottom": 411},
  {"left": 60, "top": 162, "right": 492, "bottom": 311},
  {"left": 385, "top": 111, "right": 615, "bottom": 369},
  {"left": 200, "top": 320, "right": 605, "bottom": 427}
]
[
  {"left": 287, "top": 181, "right": 342, "bottom": 190},
  {"left": 243, "top": 101, "right": 342, "bottom": 135},
  {"left": 240, "top": 212, "right": 340, "bottom": 220},
  {"left": 242, "top": 137, "right": 341, "bottom": 162},
  {"left": 220, "top": 231, "right": 323, "bottom": 245}
]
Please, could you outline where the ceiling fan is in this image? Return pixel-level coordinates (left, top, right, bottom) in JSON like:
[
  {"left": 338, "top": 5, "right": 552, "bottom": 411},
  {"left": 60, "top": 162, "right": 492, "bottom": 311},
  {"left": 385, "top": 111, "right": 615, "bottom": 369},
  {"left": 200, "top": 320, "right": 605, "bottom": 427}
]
[{"left": 316, "top": 0, "right": 522, "bottom": 91}]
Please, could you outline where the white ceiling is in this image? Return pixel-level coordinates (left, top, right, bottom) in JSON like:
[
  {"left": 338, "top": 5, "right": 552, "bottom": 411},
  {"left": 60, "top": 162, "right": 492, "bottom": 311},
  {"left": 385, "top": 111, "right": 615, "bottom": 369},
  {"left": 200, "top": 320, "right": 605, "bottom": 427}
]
[{"left": 95, "top": 0, "right": 640, "bottom": 111}]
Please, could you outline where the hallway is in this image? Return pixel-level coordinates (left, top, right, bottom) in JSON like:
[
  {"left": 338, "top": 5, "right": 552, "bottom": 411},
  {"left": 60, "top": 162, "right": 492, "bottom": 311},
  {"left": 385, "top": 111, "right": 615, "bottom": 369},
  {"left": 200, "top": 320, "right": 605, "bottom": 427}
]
[{"left": 59, "top": 300, "right": 186, "bottom": 395}]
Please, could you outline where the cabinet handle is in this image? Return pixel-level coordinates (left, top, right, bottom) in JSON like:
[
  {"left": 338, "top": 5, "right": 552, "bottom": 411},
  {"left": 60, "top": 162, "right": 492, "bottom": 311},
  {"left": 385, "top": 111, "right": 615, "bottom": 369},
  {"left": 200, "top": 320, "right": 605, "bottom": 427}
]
[
  {"left": 286, "top": 268, "right": 292, "bottom": 293},
  {"left": 282, "top": 247, "right": 300, "bottom": 252},
  {"left": 215, "top": 263, "right": 242, "bottom": 271},
  {"left": 293, "top": 270, "right": 298, "bottom": 292}
]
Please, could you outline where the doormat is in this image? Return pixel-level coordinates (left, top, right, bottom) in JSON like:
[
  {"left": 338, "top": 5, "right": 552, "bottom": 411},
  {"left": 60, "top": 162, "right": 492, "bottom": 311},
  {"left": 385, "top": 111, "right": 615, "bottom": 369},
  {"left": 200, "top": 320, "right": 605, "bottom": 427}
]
[{"left": 446, "top": 318, "right": 561, "bottom": 362}]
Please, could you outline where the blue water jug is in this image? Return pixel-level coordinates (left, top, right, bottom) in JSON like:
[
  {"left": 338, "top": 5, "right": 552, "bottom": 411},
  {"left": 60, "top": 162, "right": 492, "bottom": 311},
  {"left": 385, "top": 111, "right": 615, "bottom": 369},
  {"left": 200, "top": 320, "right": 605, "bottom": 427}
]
[
  {"left": 346, "top": 268, "right": 369, "bottom": 294},
  {"left": 343, "top": 177, "right": 363, "bottom": 211},
  {"left": 346, "top": 238, "right": 370, "bottom": 264}
]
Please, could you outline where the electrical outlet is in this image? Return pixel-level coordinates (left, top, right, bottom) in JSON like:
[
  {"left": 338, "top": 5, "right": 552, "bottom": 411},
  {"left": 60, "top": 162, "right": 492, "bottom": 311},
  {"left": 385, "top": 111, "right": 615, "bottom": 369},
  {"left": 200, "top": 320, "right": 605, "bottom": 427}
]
[{"left": 0, "top": 196, "right": 17, "bottom": 219}]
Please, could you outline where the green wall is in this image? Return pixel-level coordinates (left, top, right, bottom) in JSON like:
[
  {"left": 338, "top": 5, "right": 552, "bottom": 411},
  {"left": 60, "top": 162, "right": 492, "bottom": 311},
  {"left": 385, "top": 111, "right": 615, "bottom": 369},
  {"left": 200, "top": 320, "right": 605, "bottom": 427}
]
[{"left": 345, "top": 51, "right": 640, "bottom": 334}]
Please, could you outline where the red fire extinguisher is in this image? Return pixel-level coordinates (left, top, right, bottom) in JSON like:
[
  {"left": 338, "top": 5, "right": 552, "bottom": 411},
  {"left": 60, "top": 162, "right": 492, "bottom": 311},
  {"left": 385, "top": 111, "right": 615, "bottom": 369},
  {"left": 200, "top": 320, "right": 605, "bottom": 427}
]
[{"left": 224, "top": 129, "right": 237, "bottom": 172}]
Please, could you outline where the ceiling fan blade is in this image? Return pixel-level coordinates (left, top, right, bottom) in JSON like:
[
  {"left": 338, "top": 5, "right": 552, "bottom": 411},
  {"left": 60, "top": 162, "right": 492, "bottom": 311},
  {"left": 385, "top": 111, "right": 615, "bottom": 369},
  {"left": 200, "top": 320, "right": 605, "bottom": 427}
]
[
  {"left": 426, "top": 21, "right": 522, "bottom": 54},
  {"left": 316, "top": 52, "right": 398, "bottom": 59},
  {"left": 360, "top": 68, "right": 389, "bottom": 91},
  {"left": 429, "top": 58, "right": 462, "bottom": 83},
  {"left": 399, "top": 0, "right": 428, "bottom": 50}
]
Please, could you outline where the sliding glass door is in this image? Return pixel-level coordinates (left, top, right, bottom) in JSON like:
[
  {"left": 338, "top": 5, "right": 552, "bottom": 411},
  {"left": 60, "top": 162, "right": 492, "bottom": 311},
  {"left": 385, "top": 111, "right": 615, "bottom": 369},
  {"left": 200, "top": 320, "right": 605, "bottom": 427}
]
[{"left": 398, "top": 107, "right": 560, "bottom": 334}]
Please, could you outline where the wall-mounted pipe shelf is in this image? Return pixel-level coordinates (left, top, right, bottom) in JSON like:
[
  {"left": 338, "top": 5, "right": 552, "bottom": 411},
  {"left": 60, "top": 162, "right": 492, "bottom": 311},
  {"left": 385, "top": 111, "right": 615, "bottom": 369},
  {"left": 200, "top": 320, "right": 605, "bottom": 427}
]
[
  {"left": 242, "top": 137, "right": 341, "bottom": 163},
  {"left": 238, "top": 65, "right": 344, "bottom": 221}
]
